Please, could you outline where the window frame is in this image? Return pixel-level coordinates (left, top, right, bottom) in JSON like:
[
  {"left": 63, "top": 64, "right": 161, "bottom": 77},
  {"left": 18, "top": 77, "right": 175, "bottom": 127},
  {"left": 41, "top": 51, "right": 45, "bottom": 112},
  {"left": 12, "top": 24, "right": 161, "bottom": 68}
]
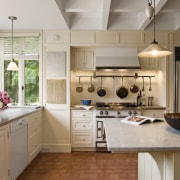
[{"left": 0, "top": 32, "right": 42, "bottom": 107}]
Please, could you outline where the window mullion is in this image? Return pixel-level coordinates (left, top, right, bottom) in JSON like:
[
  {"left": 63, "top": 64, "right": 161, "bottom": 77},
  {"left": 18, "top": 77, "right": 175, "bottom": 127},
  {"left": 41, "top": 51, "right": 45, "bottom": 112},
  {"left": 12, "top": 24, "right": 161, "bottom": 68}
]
[{"left": 18, "top": 60, "right": 24, "bottom": 105}]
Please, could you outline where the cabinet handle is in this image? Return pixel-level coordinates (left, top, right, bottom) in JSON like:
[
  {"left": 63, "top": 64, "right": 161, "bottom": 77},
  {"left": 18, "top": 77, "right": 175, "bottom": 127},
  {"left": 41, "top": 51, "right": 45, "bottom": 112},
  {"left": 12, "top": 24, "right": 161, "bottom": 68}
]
[
  {"left": 82, "top": 138, "right": 85, "bottom": 142},
  {"left": 82, "top": 114, "right": 86, "bottom": 117},
  {"left": 82, "top": 125, "right": 86, "bottom": 127}
]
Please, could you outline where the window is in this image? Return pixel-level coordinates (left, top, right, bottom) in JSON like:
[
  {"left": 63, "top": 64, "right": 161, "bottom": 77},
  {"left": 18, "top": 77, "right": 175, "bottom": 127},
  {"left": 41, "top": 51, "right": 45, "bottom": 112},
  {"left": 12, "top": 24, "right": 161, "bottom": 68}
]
[{"left": 0, "top": 35, "right": 40, "bottom": 106}]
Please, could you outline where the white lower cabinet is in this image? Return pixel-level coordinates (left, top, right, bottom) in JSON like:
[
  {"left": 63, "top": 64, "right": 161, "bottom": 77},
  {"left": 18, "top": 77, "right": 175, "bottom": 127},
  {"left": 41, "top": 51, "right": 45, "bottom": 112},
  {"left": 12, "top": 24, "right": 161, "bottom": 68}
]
[
  {"left": 71, "top": 110, "right": 95, "bottom": 148},
  {"left": 0, "top": 124, "right": 10, "bottom": 180},
  {"left": 28, "top": 111, "right": 42, "bottom": 163},
  {"left": 141, "top": 110, "right": 165, "bottom": 118}
]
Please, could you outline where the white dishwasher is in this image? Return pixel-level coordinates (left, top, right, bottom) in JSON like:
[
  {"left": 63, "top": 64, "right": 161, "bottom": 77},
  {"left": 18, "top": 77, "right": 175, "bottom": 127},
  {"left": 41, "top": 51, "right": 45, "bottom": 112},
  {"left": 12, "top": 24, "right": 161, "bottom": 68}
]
[{"left": 10, "top": 117, "right": 28, "bottom": 180}]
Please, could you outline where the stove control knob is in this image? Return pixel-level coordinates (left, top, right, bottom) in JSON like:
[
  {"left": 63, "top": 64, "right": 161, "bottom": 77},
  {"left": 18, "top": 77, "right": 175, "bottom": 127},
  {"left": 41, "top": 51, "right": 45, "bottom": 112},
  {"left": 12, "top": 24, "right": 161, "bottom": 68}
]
[
  {"left": 104, "top": 111, "right": 108, "bottom": 115},
  {"left": 99, "top": 111, "right": 103, "bottom": 115},
  {"left": 128, "top": 111, "right": 132, "bottom": 116},
  {"left": 117, "top": 111, "right": 121, "bottom": 115}
]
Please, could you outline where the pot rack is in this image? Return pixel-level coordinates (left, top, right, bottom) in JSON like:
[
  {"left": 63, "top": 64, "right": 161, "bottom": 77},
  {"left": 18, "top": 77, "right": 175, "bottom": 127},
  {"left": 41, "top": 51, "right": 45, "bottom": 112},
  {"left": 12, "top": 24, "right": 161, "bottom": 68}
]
[{"left": 76, "top": 73, "right": 155, "bottom": 79}]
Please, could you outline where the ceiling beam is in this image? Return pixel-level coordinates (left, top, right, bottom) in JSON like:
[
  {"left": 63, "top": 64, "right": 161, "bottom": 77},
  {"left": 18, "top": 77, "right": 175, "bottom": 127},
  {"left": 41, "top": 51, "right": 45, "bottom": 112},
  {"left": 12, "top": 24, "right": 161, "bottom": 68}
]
[
  {"left": 138, "top": 0, "right": 169, "bottom": 30},
  {"left": 101, "top": 0, "right": 111, "bottom": 30},
  {"left": 55, "top": 0, "right": 69, "bottom": 29}
]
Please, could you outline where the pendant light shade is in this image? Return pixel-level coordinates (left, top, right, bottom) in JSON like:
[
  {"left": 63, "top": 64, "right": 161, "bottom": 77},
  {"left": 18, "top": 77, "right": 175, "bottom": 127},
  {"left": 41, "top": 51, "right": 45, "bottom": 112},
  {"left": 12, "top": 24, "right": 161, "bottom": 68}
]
[
  {"left": 138, "top": 40, "right": 172, "bottom": 57},
  {"left": 7, "top": 16, "right": 18, "bottom": 71},
  {"left": 138, "top": 0, "right": 172, "bottom": 58}
]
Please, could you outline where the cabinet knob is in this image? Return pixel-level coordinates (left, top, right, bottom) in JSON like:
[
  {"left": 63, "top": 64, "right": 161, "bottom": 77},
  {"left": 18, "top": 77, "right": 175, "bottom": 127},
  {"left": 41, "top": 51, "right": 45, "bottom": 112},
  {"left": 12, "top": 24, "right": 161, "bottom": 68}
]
[
  {"left": 82, "top": 114, "right": 86, "bottom": 117},
  {"left": 82, "top": 138, "right": 85, "bottom": 142}
]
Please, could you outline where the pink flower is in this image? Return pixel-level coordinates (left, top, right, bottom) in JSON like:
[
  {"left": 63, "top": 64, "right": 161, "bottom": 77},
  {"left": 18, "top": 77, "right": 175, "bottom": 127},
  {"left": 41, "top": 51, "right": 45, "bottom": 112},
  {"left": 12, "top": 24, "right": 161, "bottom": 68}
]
[{"left": 0, "top": 91, "right": 11, "bottom": 110}]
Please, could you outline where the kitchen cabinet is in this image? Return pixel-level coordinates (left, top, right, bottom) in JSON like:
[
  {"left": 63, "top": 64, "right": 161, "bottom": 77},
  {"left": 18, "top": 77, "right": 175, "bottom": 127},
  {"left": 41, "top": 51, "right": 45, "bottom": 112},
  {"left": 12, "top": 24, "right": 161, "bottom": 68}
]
[
  {"left": 0, "top": 124, "right": 10, "bottom": 180},
  {"left": 71, "top": 48, "right": 95, "bottom": 70},
  {"left": 141, "top": 110, "right": 165, "bottom": 118},
  {"left": 71, "top": 110, "right": 95, "bottom": 149},
  {"left": 43, "top": 42, "right": 71, "bottom": 152},
  {"left": 44, "top": 31, "right": 70, "bottom": 44},
  {"left": 28, "top": 111, "right": 42, "bottom": 163},
  {"left": 70, "top": 31, "right": 95, "bottom": 45}
]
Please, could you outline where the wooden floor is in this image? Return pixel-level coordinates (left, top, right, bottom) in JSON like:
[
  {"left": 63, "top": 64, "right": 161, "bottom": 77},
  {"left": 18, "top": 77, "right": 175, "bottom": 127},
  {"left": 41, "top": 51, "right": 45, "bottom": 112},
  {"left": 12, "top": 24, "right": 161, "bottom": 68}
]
[{"left": 17, "top": 152, "right": 138, "bottom": 180}]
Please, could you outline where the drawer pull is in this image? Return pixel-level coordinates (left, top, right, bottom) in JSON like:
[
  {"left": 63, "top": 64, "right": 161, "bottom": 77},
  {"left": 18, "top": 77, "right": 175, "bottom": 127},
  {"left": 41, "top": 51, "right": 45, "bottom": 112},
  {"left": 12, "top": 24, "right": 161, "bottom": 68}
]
[
  {"left": 82, "top": 125, "right": 86, "bottom": 127},
  {"left": 82, "top": 114, "right": 86, "bottom": 117},
  {"left": 82, "top": 138, "right": 86, "bottom": 141}
]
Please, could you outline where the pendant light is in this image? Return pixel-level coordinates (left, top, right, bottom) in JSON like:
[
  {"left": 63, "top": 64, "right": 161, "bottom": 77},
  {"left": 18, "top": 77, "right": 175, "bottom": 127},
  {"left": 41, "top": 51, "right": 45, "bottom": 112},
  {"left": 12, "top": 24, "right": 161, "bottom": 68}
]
[
  {"left": 7, "top": 16, "right": 19, "bottom": 71},
  {"left": 138, "top": 0, "right": 172, "bottom": 58},
  {"left": 145, "top": 0, "right": 153, "bottom": 19}
]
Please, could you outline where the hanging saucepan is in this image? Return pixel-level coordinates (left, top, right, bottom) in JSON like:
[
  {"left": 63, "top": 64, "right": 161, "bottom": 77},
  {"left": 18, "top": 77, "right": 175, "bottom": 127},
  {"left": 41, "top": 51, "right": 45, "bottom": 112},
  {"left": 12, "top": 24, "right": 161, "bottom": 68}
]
[
  {"left": 97, "top": 77, "right": 106, "bottom": 97},
  {"left": 130, "top": 77, "right": 139, "bottom": 93},
  {"left": 87, "top": 76, "right": 95, "bottom": 93},
  {"left": 142, "top": 76, "right": 145, "bottom": 91},
  {"left": 76, "top": 77, "right": 83, "bottom": 93},
  {"left": 116, "top": 77, "right": 128, "bottom": 99}
]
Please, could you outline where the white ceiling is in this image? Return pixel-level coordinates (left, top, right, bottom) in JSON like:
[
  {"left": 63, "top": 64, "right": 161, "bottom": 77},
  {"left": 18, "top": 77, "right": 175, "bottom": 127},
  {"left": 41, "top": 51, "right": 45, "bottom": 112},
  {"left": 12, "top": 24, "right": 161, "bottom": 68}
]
[{"left": 0, "top": 0, "right": 179, "bottom": 31}]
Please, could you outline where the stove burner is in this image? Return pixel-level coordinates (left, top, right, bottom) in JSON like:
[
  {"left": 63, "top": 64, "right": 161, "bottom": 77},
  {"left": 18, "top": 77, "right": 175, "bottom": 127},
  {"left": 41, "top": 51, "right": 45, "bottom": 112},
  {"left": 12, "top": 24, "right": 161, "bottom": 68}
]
[{"left": 96, "top": 102, "right": 137, "bottom": 108}]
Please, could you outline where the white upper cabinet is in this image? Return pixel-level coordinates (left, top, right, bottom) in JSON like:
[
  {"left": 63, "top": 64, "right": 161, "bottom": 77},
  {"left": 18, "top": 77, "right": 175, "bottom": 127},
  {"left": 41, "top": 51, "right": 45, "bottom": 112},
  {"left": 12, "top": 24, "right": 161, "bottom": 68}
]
[{"left": 71, "top": 47, "right": 95, "bottom": 70}]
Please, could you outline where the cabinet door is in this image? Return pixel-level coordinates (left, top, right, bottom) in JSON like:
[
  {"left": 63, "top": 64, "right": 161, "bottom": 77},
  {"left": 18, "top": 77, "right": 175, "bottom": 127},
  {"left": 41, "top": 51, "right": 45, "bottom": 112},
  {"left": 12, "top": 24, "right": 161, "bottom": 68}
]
[
  {"left": 28, "top": 111, "right": 42, "bottom": 163},
  {"left": 84, "top": 51, "right": 94, "bottom": 69},
  {"left": 74, "top": 51, "right": 85, "bottom": 69},
  {"left": 0, "top": 125, "right": 9, "bottom": 180},
  {"left": 72, "top": 48, "right": 95, "bottom": 70}
]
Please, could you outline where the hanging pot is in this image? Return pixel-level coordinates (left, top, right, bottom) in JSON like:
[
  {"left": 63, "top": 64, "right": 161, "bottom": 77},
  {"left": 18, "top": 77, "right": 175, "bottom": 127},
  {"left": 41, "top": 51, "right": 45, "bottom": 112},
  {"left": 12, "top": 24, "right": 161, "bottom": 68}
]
[
  {"left": 142, "top": 76, "right": 145, "bottom": 91},
  {"left": 87, "top": 76, "right": 95, "bottom": 93},
  {"left": 97, "top": 77, "right": 106, "bottom": 97},
  {"left": 149, "top": 76, "right": 152, "bottom": 91},
  {"left": 76, "top": 77, "right": 83, "bottom": 93},
  {"left": 130, "top": 77, "right": 139, "bottom": 93},
  {"left": 116, "top": 77, "right": 128, "bottom": 99}
]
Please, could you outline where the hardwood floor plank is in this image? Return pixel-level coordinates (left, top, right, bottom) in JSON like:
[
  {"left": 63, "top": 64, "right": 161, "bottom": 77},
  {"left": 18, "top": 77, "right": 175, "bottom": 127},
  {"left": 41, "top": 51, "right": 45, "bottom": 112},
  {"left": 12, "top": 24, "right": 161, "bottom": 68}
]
[{"left": 17, "top": 152, "right": 138, "bottom": 180}]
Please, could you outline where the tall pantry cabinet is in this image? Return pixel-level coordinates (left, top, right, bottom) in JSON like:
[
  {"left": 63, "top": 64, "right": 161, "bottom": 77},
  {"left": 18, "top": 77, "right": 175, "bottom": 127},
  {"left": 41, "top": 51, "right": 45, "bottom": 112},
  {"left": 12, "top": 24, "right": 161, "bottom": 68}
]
[{"left": 42, "top": 31, "right": 71, "bottom": 152}]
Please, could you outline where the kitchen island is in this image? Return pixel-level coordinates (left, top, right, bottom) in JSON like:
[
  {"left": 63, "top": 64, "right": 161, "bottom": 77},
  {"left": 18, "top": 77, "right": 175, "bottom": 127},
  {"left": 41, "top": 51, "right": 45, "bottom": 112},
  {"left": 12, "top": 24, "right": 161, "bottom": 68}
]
[{"left": 104, "top": 118, "right": 180, "bottom": 180}]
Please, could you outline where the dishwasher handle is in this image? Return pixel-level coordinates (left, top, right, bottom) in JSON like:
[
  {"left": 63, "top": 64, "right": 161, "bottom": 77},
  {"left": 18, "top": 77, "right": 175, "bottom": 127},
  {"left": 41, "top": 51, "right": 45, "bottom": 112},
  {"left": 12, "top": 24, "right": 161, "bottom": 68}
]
[{"left": 10, "top": 118, "right": 28, "bottom": 132}]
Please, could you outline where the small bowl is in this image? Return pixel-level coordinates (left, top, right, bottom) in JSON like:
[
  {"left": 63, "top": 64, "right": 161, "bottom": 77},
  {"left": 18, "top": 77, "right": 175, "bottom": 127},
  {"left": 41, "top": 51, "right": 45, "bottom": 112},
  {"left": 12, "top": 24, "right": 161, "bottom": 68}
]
[
  {"left": 81, "top": 99, "right": 92, "bottom": 106},
  {"left": 164, "top": 113, "right": 180, "bottom": 130}
]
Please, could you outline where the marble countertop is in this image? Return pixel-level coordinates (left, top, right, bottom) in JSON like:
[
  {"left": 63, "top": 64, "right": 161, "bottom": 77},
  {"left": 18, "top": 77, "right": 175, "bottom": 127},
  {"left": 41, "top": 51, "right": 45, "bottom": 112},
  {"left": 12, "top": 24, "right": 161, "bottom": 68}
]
[
  {"left": 0, "top": 106, "right": 42, "bottom": 126},
  {"left": 104, "top": 118, "right": 180, "bottom": 152}
]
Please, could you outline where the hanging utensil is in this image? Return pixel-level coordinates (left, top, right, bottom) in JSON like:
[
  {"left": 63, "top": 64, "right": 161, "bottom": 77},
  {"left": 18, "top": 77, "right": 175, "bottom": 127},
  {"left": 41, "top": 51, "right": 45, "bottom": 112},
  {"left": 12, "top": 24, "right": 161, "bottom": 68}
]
[
  {"left": 130, "top": 77, "right": 139, "bottom": 93},
  {"left": 87, "top": 76, "right": 95, "bottom": 93},
  {"left": 142, "top": 76, "right": 145, "bottom": 91},
  {"left": 149, "top": 76, "right": 152, "bottom": 91},
  {"left": 116, "top": 77, "right": 128, "bottom": 99},
  {"left": 76, "top": 77, "right": 83, "bottom": 93},
  {"left": 97, "top": 77, "right": 106, "bottom": 97}
]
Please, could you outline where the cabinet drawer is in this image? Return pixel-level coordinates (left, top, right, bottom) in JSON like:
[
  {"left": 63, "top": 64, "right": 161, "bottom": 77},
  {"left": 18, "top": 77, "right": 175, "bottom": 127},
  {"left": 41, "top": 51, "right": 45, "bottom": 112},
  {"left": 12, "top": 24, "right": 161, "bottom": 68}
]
[
  {"left": 72, "top": 132, "right": 93, "bottom": 146},
  {"left": 71, "top": 110, "right": 93, "bottom": 118},
  {"left": 72, "top": 121, "right": 93, "bottom": 131},
  {"left": 141, "top": 110, "right": 164, "bottom": 118}
]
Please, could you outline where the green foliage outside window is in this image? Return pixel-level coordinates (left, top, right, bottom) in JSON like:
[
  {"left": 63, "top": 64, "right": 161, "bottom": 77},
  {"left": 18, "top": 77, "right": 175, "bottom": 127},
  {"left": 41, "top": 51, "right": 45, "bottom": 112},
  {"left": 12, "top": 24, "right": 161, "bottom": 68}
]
[
  {"left": 4, "top": 60, "right": 19, "bottom": 103},
  {"left": 4, "top": 60, "right": 39, "bottom": 105},
  {"left": 25, "top": 60, "right": 39, "bottom": 104}
]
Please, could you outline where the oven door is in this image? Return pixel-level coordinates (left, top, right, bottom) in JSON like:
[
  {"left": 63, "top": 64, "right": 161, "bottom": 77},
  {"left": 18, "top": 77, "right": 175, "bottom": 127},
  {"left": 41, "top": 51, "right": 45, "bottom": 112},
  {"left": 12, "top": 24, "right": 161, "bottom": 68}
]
[{"left": 96, "top": 117, "right": 124, "bottom": 152}]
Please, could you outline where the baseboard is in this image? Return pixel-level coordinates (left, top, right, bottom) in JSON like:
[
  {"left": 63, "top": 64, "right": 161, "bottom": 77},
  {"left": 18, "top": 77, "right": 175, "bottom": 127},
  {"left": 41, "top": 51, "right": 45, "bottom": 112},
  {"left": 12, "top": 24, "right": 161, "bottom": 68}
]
[{"left": 41, "top": 144, "right": 71, "bottom": 153}]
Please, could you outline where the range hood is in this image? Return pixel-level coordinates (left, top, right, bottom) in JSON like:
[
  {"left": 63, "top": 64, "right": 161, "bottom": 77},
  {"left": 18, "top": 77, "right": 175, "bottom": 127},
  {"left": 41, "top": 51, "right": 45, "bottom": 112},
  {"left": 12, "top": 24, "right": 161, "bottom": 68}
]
[{"left": 95, "top": 47, "right": 140, "bottom": 70}]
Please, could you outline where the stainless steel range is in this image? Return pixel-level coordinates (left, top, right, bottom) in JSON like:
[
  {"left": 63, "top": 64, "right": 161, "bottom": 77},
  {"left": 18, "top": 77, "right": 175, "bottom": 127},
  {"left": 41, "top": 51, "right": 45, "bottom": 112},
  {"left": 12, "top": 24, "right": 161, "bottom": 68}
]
[{"left": 95, "top": 102, "right": 141, "bottom": 152}]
